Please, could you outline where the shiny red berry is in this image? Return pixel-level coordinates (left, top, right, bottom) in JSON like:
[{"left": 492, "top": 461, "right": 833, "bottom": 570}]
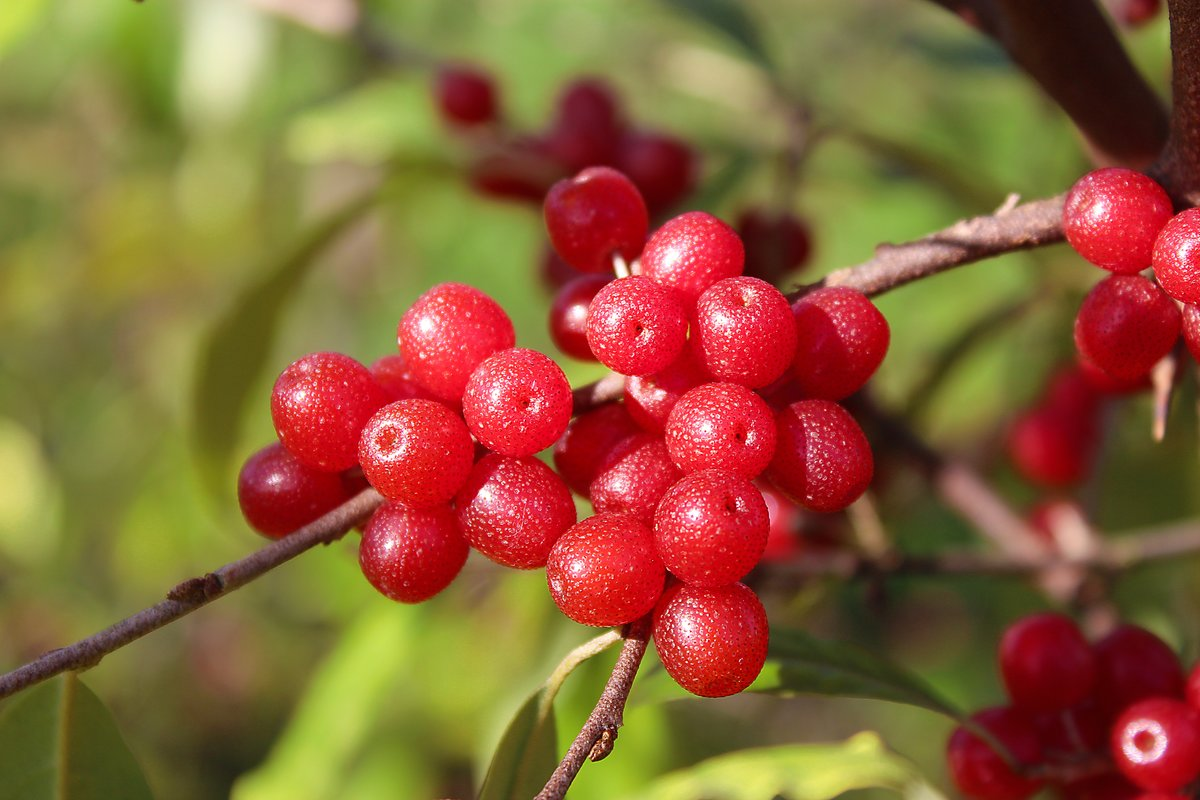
[
  {"left": 664, "top": 382, "right": 777, "bottom": 479},
  {"left": 589, "top": 434, "right": 683, "bottom": 523},
  {"left": 370, "top": 354, "right": 436, "bottom": 402},
  {"left": 586, "top": 276, "right": 688, "bottom": 376},
  {"left": 1063, "top": 168, "right": 1173, "bottom": 274},
  {"left": 623, "top": 348, "right": 710, "bottom": 434},
  {"left": 1182, "top": 304, "right": 1200, "bottom": 363},
  {"left": 549, "top": 275, "right": 610, "bottom": 361},
  {"left": 359, "top": 502, "right": 468, "bottom": 603},
  {"left": 237, "top": 443, "right": 355, "bottom": 538},
  {"left": 1154, "top": 208, "right": 1200, "bottom": 304},
  {"left": 999, "top": 613, "right": 1096, "bottom": 711},
  {"left": 358, "top": 399, "right": 475, "bottom": 508},
  {"left": 544, "top": 167, "right": 648, "bottom": 274},
  {"left": 946, "top": 706, "right": 1044, "bottom": 800},
  {"left": 692, "top": 277, "right": 797, "bottom": 388},
  {"left": 433, "top": 65, "right": 499, "bottom": 128},
  {"left": 767, "top": 400, "right": 873, "bottom": 513},
  {"left": 1111, "top": 698, "right": 1200, "bottom": 791},
  {"left": 1074, "top": 275, "right": 1180, "bottom": 381},
  {"left": 462, "top": 348, "right": 573, "bottom": 457},
  {"left": 1093, "top": 625, "right": 1186, "bottom": 721},
  {"left": 640, "top": 211, "right": 745, "bottom": 313},
  {"left": 789, "top": 287, "right": 890, "bottom": 400},
  {"left": 553, "top": 403, "right": 641, "bottom": 496}
]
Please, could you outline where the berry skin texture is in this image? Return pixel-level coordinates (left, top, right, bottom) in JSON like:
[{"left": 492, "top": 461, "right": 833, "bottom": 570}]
[
  {"left": 1154, "top": 208, "right": 1200, "bottom": 304},
  {"left": 586, "top": 276, "right": 688, "bottom": 376},
  {"left": 359, "top": 503, "right": 468, "bottom": 604},
  {"left": 370, "top": 354, "right": 436, "bottom": 402},
  {"left": 653, "top": 470, "right": 769, "bottom": 587},
  {"left": 692, "top": 277, "right": 798, "bottom": 388},
  {"left": 397, "top": 283, "right": 516, "bottom": 403},
  {"left": 789, "top": 287, "right": 890, "bottom": 400},
  {"left": 640, "top": 211, "right": 745, "bottom": 313},
  {"left": 433, "top": 65, "right": 499, "bottom": 128},
  {"left": 271, "top": 351, "right": 389, "bottom": 472},
  {"left": 544, "top": 167, "right": 648, "bottom": 274},
  {"left": 553, "top": 403, "right": 641, "bottom": 495},
  {"left": 1062, "top": 168, "right": 1173, "bottom": 274},
  {"left": 999, "top": 613, "right": 1097, "bottom": 711},
  {"left": 545, "top": 513, "right": 666, "bottom": 627},
  {"left": 358, "top": 399, "right": 475, "bottom": 508},
  {"left": 624, "top": 348, "right": 709, "bottom": 434},
  {"left": 652, "top": 582, "right": 769, "bottom": 698},
  {"left": 946, "top": 707, "right": 1044, "bottom": 800},
  {"left": 550, "top": 275, "right": 610, "bottom": 361},
  {"left": 455, "top": 454, "right": 576, "bottom": 569},
  {"left": 462, "top": 348, "right": 573, "bottom": 457},
  {"left": 1074, "top": 275, "right": 1181, "bottom": 381},
  {"left": 589, "top": 434, "right": 683, "bottom": 523},
  {"left": 767, "top": 400, "right": 873, "bottom": 513},
  {"left": 1092, "top": 625, "right": 1186, "bottom": 721},
  {"left": 1111, "top": 698, "right": 1200, "bottom": 791},
  {"left": 237, "top": 443, "right": 354, "bottom": 538},
  {"left": 664, "top": 382, "right": 777, "bottom": 479}
]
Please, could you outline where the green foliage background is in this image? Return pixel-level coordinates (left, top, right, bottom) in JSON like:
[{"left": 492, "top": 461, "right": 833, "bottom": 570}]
[{"left": 0, "top": 0, "right": 1196, "bottom": 797}]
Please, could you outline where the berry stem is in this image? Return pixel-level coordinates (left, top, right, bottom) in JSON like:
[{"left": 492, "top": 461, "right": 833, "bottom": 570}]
[{"left": 1159, "top": 0, "right": 1200, "bottom": 201}]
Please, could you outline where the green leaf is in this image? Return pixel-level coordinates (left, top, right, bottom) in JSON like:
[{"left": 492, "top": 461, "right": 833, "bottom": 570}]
[
  {"left": 753, "top": 628, "right": 964, "bottom": 720},
  {"left": 627, "top": 732, "right": 946, "bottom": 800},
  {"left": 0, "top": 674, "right": 154, "bottom": 800},
  {"left": 659, "top": 0, "right": 772, "bottom": 69},
  {"left": 190, "top": 191, "right": 376, "bottom": 497},
  {"left": 478, "top": 631, "right": 621, "bottom": 800},
  {"left": 0, "top": 0, "right": 48, "bottom": 57},
  {"left": 687, "top": 149, "right": 756, "bottom": 214}
]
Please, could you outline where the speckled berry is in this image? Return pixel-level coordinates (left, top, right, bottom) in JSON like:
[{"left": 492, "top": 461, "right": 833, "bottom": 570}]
[
  {"left": 692, "top": 277, "right": 797, "bottom": 388},
  {"left": 550, "top": 275, "right": 610, "bottom": 361},
  {"left": 586, "top": 276, "right": 688, "bottom": 376},
  {"left": 640, "top": 211, "right": 745, "bottom": 313},
  {"left": 358, "top": 399, "right": 475, "bottom": 508},
  {"left": 946, "top": 707, "right": 1044, "bottom": 800},
  {"left": 1074, "top": 275, "right": 1180, "bottom": 381},
  {"left": 589, "top": 434, "right": 683, "bottom": 523},
  {"left": 1155, "top": 209, "right": 1200, "bottom": 304},
  {"left": 397, "top": 283, "right": 516, "bottom": 403},
  {"left": 766, "top": 400, "right": 872, "bottom": 513},
  {"left": 789, "top": 287, "right": 890, "bottom": 400},
  {"left": 664, "top": 382, "right": 776, "bottom": 479},
  {"left": 359, "top": 502, "right": 468, "bottom": 604},
  {"left": 462, "top": 348, "right": 573, "bottom": 457},
  {"left": 623, "top": 348, "right": 710, "bottom": 434},
  {"left": 544, "top": 167, "right": 648, "bottom": 274},
  {"left": 1112, "top": 698, "right": 1200, "bottom": 791},
  {"left": 553, "top": 403, "right": 641, "bottom": 496},
  {"left": 1063, "top": 168, "right": 1173, "bottom": 274},
  {"left": 271, "top": 351, "right": 389, "bottom": 472},
  {"left": 999, "top": 613, "right": 1096, "bottom": 711},
  {"left": 546, "top": 513, "right": 665, "bottom": 627},
  {"left": 652, "top": 582, "right": 769, "bottom": 697},
  {"left": 237, "top": 443, "right": 355, "bottom": 538}
]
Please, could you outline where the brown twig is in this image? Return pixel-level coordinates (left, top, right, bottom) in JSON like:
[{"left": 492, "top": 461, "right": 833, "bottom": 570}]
[
  {"left": 536, "top": 617, "right": 652, "bottom": 800},
  {"left": 0, "top": 489, "right": 384, "bottom": 701},
  {"left": 1158, "top": 0, "right": 1200, "bottom": 202}
]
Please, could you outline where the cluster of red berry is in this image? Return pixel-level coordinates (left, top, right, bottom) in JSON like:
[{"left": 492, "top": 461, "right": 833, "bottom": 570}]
[{"left": 948, "top": 613, "right": 1200, "bottom": 799}]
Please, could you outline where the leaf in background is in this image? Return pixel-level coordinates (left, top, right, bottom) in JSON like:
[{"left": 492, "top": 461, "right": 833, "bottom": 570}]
[
  {"left": 0, "top": 0, "right": 48, "bottom": 58},
  {"left": 479, "top": 630, "right": 621, "bottom": 800},
  {"left": 190, "top": 191, "right": 376, "bottom": 498},
  {"left": 753, "top": 628, "right": 964, "bottom": 720},
  {"left": 627, "top": 732, "right": 946, "bottom": 800},
  {"left": 0, "top": 674, "right": 154, "bottom": 800},
  {"left": 659, "top": 0, "right": 773, "bottom": 70},
  {"left": 686, "top": 149, "right": 756, "bottom": 214}
]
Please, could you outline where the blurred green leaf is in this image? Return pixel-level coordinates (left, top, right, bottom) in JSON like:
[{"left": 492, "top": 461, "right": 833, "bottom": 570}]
[
  {"left": 0, "top": 0, "right": 47, "bottom": 57},
  {"left": 688, "top": 149, "right": 756, "bottom": 213},
  {"left": 626, "top": 732, "right": 945, "bottom": 800},
  {"left": 753, "top": 629, "right": 964, "bottom": 720},
  {"left": 0, "top": 674, "right": 154, "bottom": 800},
  {"left": 190, "top": 191, "right": 377, "bottom": 498},
  {"left": 659, "top": 0, "right": 773, "bottom": 69}
]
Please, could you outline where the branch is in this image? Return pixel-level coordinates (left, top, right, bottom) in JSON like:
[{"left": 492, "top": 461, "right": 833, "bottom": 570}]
[
  {"left": 1159, "top": 0, "right": 1200, "bottom": 201},
  {"left": 0, "top": 488, "right": 384, "bottom": 701},
  {"left": 536, "top": 616, "right": 652, "bottom": 800}
]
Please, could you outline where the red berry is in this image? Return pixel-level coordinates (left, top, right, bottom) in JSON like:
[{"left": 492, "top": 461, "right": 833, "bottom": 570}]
[
  {"left": 397, "top": 283, "right": 516, "bottom": 403},
  {"left": 652, "top": 582, "right": 768, "bottom": 698},
  {"left": 586, "top": 275, "right": 688, "bottom": 376},
  {"left": 549, "top": 275, "right": 610, "bottom": 361},
  {"left": 455, "top": 454, "right": 576, "bottom": 569},
  {"left": 1093, "top": 625, "right": 1186, "bottom": 721},
  {"left": 1111, "top": 698, "right": 1200, "bottom": 791},
  {"left": 1063, "top": 168, "right": 1173, "bottom": 274},
  {"left": 1154, "top": 208, "right": 1200, "bottom": 304},
  {"left": 1186, "top": 662, "right": 1200, "bottom": 711},
  {"left": 640, "top": 211, "right": 745, "bottom": 313},
  {"left": 358, "top": 399, "right": 475, "bottom": 508},
  {"left": 1181, "top": 303, "right": 1200, "bottom": 363},
  {"left": 692, "top": 277, "right": 798, "bottom": 388},
  {"left": 370, "top": 354, "right": 436, "bottom": 402},
  {"left": 653, "top": 470, "right": 769, "bottom": 587},
  {"left": 613, "top": 130, "right": 695, "bottom": 213},
  {"left": 1059, "top": 773, "right": 1141, "bottom": 800},
  {"left": 1007, "top": 406, "right": 1098, "bottom": 487},
  {"left": 1032, "top": 701, "right": 1108, "bottom": 760},
  {"left": 270, "top": 352, "right": 389, "bottom": 472},
  {"left": 758, "top": 483, "right": 804, "bottom": 562},
  {"left": 1074, "top": 275, "right": 1180, "bottom": 381},
  {"left": 1114, "top": 0, "right": 1162, "bottom": 26},
  {"left": 738, "top": 209, "right": 812, "bottom": 282},
  {"left": 623, "top": 348, "right": 710, "bottom": 434},
  {"left": 664, "top": 382, "right": 777, "bottom": 479},
  {"left": 433, "top": 65, "right": 499, "bottom": 128},
  {"left": 789, "top": 287, "right": 890, "bottom": 400},
  {"left": 945, "top": 706, "right": 1044, "bottom": 800},
  {"left": 553, "top": 403, "right": 641, "bottom": 495},
  {"left": 589, "top": 434, "right": 683, "bottom": 523},
  {"left": 462, "top": 348, "right": 573, "bottom": 457},
  {"left": 544, "top": 167, "right": 648, "bottom": 274},
  {"left": 359, "top": 502, "right": 468, "bottom": 603},
  {"left": 237, "top": 443, "right": 355, "bottom": 538},
  {"left": 999, "top": 613, "right": 1097, "bottom": 711},
  {"left": 540, "top": 245, "right": 584, "bottom": 292},
  {"left": 545, "top": 78, "right": 623, "bottom": 173},
  {"left": 468, "top": 137, "right": 563, "bottom": 204},
  {"left": 767, "top": 400, "right": 873, "bottom": 513},
  {"left": 545, "top": 513, "right": 665, "bottom": 627}
]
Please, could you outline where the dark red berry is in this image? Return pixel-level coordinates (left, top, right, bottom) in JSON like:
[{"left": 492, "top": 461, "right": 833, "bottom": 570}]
[
  {"left": 1007, "top": 406, "right": 1098, "bottom": 488},
  {"left": 370, "top": 354, "right": 436, "bottom": 402},
  {"left": 468, "top": 137, "right": 564, "bottom": 204},
  {"left": 455, "top": 454, "right": 576, "bottom": 569},
  {"left": 623, "top": 348, "right": 710, "bottom": 434},
  {"left": 589, "top": 434, "right": 683, "bottom": 523},
  {"left": 359, "top": 502, "right": 468, "bottom": 603},
  {"left": 462, "top": 348, "right": 573, "bottom": 457},
  {"left": 640, "top": 211, "right": 745, "bottom": 313},
  {"left": 358, "top": 399, "right": 475, "bottom": 508},
  {"left": 1059, "top": 772, "right": 1141, "bottom": 800},
  {"left": 1032, "top": 701, "right": 1108, "bottom": 760},
  {"left": 586, "top": 276, "right": 688, "bottom": 376},
  {"left": 1181, "top": 304, "right": 1200, "bottom": 363},
  {"left": 758, "top": 482, "right": 804, "bottom": 562},
  {"left": 271, "top": 351, "right": 389, "bottom": 472},
  {"left": 999, "top": 613, "right": 1097, "bottom": 711},
  {"left": 237, "top": 443, "right": 354, "bottom": 538},
  {"left": 1093, "top": 625, "right": 1186, "bottom": 721},
  {"left": 545, "top": 78, "right": 623, "bottom": 173},
  {"left": 553, "top": 403, "right": 641, "bottom": 496},
  {"left": 946, "top": 706, "right": 1044, "bottom": 800},
  {"left": 434, "top": 65, "right": 499, "bottom": 128},
  {"left": 544, "top": 167, "right": 648, "bottom": 274},
  {"left": 652, "top": 582, "right": 769, "bottom": 697},
  {"left": 1074, "top": 275, "right": 1180, "bottom": 380},
  {"left": 789, "top": 287, "right": 890, "bottom": 400},
  {"left": 545, "top": 513, "right": 665, "bottom": 627},
  {"left": 1111, "top": 698, "right": 1200, "bottom": 791},
  {"left": 664, "top": 382, "right": 777, "bottom": 479},
  {"left": 692, "top": 277, "right": 798, "bottom": 388},
  {"left": 613, "top": 130, "right": 695, "bottom": 213},
  {"left": 738, "top": 209, "right": 812, "bottom": 282},
  {"left": 1154, "top": 208, "right": 1200, "bottom": 304},
  {"left": 1186, "top": 662, "right": 1200, "bottom": 711},
  {"left": 540, "top": 245, "right": 584, "bottom": 292},
  {"left": 549, "top": 275, "right": 610, "bottom": 361},
  {"left": 767, "top": 400, "right": 873, "bottom": 513},
  {"left": 1063, "top": 168, "right": 1173, "bottom": 274},
  {"left": 1113, "top": 0, "right": 1162, "bottom": 26},
  {"left": 397, "top": 283, "right": 516, "bottom": 403}
]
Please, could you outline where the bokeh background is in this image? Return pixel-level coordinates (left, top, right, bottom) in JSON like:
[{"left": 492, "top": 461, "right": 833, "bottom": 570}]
[{"left": 0, "top": 1, "right": 1196, "bottom": 797}]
